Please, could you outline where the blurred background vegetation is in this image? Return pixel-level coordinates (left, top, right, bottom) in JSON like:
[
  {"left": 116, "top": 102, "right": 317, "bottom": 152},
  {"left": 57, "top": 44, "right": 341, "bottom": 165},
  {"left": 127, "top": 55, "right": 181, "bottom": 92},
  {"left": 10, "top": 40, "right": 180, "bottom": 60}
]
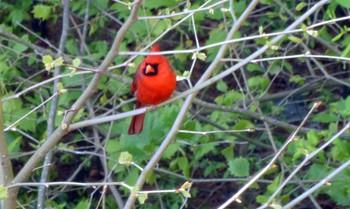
[{"left": 1, "top": 0, "right": 350, "bottom": 208}]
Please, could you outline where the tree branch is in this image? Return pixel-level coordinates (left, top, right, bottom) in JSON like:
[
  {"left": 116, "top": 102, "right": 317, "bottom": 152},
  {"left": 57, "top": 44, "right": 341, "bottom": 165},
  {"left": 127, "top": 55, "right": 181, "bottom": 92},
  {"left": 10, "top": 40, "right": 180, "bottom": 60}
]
[
  {"left": 123, "top": 0, "right": 260, "bottom": 207},
  {"left": 0, "top": 101, "right": 14, "bottom": 208},
  {"left": 37, "top": 0, "right": 70, "bottom": 208},
  {"left": 8, "top": 0, "right": 142, "bottom": 205}
]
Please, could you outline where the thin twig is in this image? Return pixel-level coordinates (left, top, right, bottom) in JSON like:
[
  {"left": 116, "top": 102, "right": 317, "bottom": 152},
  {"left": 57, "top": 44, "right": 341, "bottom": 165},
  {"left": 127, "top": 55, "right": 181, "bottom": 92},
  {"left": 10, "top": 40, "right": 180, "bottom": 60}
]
[
  {"left": 258, "top": 121, "right": 350, "bottom": 208},
  {"left": 9, "top": 0, "right": 143, "bottom": 203},
  {"left": 123, "top": 0, "right": 260, "bottom": 208},
  {"left": 282, "top": 157, "right": 350, "bottom": 209},
  {"left": 37, "top": 1, "right": 70, "bottom": 208},
  {"left": 4, "top": 92, "right": 59, "bottom": 132},
  {"left": 218, "top": 102, "right": 320, "bottom": 209}
]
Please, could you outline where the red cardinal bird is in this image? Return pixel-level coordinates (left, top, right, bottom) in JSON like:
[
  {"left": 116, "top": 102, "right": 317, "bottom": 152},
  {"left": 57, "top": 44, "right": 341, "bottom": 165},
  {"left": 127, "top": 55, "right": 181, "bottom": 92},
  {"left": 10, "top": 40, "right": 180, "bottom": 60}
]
[{"left": 128, "top": 44, "right": 176, "bottom": 135}]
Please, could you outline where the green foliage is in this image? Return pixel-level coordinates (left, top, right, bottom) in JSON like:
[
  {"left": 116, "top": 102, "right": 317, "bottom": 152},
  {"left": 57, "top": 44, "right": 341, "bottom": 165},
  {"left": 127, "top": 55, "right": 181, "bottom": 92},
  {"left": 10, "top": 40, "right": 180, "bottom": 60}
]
[
  {"left": 256, "top": 174, "right": 282, "bottom": 204},
  {"left": 247, "top": 76, "right": 270, "bottom": 92},
  {"left": 0, "top": 0, "right": 349, "bottom": 208},
  {"left": 177, "top": 181, "right": 192, "bottom": 198},
  {"left": 32, "top": 4, "right": 52, "bottom": 20},
  {"left": 228, "top": 157, "right": 250, "bottom": 177},
  {"left": 193, "top": 144, "right": 216, "bottom": 160},
  {"left": 42, "top": 55, "right": 64, "bottom": 71},
  {"left": 45, "top": 201, "right": 68, "bottom": 209},
  {"left": 5, "top": 133, "right": 22, "bottom": 154},
  {"left": 216, "top": 80, "right": 228, "bottom": 92},
  {"left": 296, "top": 2, "right": 308, "bottom": 11},
  {"left": 336, "top": 0, "right": 350, "bottom": 8},
  {"left": 0, "top": 0, "right": 31, "bottom": 26},
  {"left": 138, "top": 193, "right": 148, "bottom": 204},
  {"left": 325, "top": 170, "right": 350, "bottom": 206},
  {"left": 330, "top": 140, "right": 350, "bottom": 162},
  {"left": 289, "top": 75, "right": 304, "bottom": 86},
  {"left": 73, "top": 200, "right": 89, "bottom": 209},
  {"left": 119, "top": 151, "right": 133, "bottom": 165},
  {"left": 313, "top": 95, "right": 350, "bottom": 123},
  {"left": 306, "top": 164, "right": 329, "bottom": 180}
]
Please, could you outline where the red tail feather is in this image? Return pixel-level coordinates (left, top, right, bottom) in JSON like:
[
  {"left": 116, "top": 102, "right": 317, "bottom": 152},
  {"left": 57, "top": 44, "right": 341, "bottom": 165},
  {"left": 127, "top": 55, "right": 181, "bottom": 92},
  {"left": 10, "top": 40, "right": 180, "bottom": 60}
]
[{"left": 128, "top": 101, "right": 145, "bottom": 135}]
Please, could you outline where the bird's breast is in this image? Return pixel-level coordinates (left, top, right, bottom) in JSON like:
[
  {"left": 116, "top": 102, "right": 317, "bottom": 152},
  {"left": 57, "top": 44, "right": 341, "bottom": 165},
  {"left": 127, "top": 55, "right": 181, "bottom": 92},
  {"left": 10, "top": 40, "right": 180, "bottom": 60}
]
[{"left": 136, "top": 71, "right": 176, "bottom": 105}]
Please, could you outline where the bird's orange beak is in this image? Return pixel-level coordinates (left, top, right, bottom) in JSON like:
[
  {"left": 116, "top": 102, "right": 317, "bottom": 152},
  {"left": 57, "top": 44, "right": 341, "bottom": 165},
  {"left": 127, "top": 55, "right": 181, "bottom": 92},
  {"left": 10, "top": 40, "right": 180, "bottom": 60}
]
[{"left": 145, "top": 64, "right": 155, "bottom": 74}]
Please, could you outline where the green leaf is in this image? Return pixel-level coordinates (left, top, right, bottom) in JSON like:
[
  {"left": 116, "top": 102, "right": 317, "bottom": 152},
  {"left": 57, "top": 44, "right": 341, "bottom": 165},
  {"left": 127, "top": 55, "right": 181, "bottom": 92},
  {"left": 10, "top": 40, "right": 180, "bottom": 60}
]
[
  {"left": 228, "top": 157, "right": 250, "bottom": 177},
  {"left": 325, "top": 172, "right": 350, "bottom": 205},
  {"left": 143, "top": 0, "right": 179, "bottom": 9},
  {"left": 125, "top": 169, "right": 140, "bottom": 186},
  {"left": 32, "top": 4, "right": 52, "bottom": 20},
  {"left": 148, "top": 19, "right": 170, "bottom": 36},
  {"left": 53, "top": 57, "right": 64, "bottom": 67},
  {"left": 312, "top": 113, "right": 339, "bottom": 123},
  {"left": 267, "top": 174, "right": 282, "bottom": 193},
  {"left": 42, "top": 56, "right": 64, "bottom": 71},
  {"left": 94, "top": 0, "right": 108, "bottom": 10},
  {"left": 306, "top": 164, "right": 328, "bottom": 180},
  {"left": 176, "top": 71, "right": 190, "bottom": 81},
  {"left": 216, "top": 81, "right": 228, "bottom": 92},
  {"left": 247, "top": 76, "right": 270, "bottom": 91},
  {"left": 13, "top": 36, "right": 29, "bottom": 54},
  {"left": 247, "top": 63, "right": 262, "bottom": 72},
  {"left": 66, "top": 39, "right": 79, "bottom": 55},
  {"left": 196, "top": 52, "right": 207, "bottom": 61},
  {"left": 269, "top": 61, "right": 282, "bottom": 74},
  {"left": 90, "top": 41, "right": 108, "bottom": 60},
  {"left": 57, "top": 82, "right": 64, "bottom": 91},
  {"left": 42, "top": 55, "right": 53, "bottom": 64},
  {"left": 73, "top": 200, "right": 89, "bottom": 209},
  {"left": 177, "top": 156, "right": 190, "bottom": 178},
  {"left": 336, "top": 0, "right": 350, "bottom": 8},
  {"left": 233, "top": 119, "right": 254, "bottom": 130},
  {"left": 163, "top": 143, "right": 179, "bottom": 159},
  {"left": 234, "top": 0, "right": 246, "bottom": 15},
  {"left": 336, "top": 95, "right": 350, "bottom": 117},
  {"left": 72, "top": 58, "right": 81, "bottom": 67},
  {"left": 181, "top": 190, "right": 191, "bottom": 198},
  {"left": 256, "top": 195, "right": 268, "bottom": 204},
  {"left": 99, "top": 94, "right": 108, "bottom": 106},
  {"left": 221, "top": 145, "right": 234, "bottom": 160},
  {"left": 9, "top": 9, "right": 25, "bottom": 25},
  {"left": 16, "top": 109, "right": 37, "bottom": 132},
  {"left": 137, "top": 193, "right": 148, "bottom": 204},
  {"left": 119, "top": 151, "right": 133, "bottom": 165},
  {"left": 331, "top": 140, "right": 350, "bottom": 161},
  {"left": 301, "top": 24, "right": 307, "bottom": 31},
  {"left": 0, "top": 186, "right": 8, "bottom": 200},
  {"left": 7, "top": 136, "right": 22, "bottom": 154},
  {"left": 341, "top": 41, "right": 350, "bottom": 57},
  {"left": 288, "top": 35, "right": 302, "bottom": 44},
  {"left": 131, "top": 186, "right": 139, "bottom": 193},
  {"left": 181, "top": 181, "right": 192, "bottom": 190},
  {"left": 296, "top": 2, "right": 307, "bottom": 11},
  {"left": 194, "top": 144, "right": 216, "bottom": 160},
  {"left": 2, "top": 96, "right": 22, "bottom": 113},
  {"left": 289, "top": 75, "right": 304, "bottom": 86},
  {"left": 259, "top": 25, "right": 264, "bottom": 35},
  {"left": 42, "top": 55, "right": 54, "bottom": 71},
  {"left": 332, "top": 32, "right": 344, "bottom": 42},
  {"left": 206, "top": 27, "right": 227, "bottom": 61},
  {"left": 306, "top": 130, "right": 320, "bottom": 146}
]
